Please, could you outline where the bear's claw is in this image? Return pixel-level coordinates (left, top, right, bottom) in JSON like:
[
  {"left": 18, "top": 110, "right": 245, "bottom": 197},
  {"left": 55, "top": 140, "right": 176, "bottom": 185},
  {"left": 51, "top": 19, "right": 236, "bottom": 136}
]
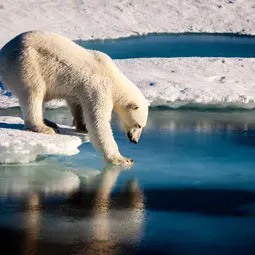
[
  {"left": 44, "top": 118, "right": 60, "bottom": 133},
  {"left": 108, "top": 156, "right": 134, "bottom": 166}
]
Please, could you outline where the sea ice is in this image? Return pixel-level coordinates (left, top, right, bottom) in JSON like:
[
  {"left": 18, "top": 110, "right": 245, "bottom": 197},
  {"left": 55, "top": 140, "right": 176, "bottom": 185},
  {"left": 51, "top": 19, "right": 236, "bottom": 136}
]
[
  {"left": 0, "top": 165, "right": 80, "bottom": 196},
  {"left": 0, "top": 116, "right": 89, "bottom": 164},
  {"left": 117, "top": 57, "right": 255, "bottom": 109}
]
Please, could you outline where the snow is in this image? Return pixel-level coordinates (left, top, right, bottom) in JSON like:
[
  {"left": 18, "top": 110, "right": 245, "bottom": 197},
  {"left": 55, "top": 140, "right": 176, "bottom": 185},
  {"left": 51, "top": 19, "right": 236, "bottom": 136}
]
[
  {"left": 0, "top": 0, "right": 255, "bottom": 46},
  {"left": 0, "top": 116, "right": 89, "bottom": 164},
  {"left": 115, "top": 57, "right": 255, "bottom": 109},
  {"left": 0, "top": 92, "right": 18, "bottom": 109},
  {"left": 1, "top": 58, "right": 255, "bottom": 110}
]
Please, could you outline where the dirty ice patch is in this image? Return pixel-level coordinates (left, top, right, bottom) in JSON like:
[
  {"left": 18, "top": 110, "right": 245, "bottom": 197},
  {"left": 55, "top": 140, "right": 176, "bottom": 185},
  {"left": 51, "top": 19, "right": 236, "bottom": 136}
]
[{"left": 0, "top": 116, "right": 89, "bottom": 164}]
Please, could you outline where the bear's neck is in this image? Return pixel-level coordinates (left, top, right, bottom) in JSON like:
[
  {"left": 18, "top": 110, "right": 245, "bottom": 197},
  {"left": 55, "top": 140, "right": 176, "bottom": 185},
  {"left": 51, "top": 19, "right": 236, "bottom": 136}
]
[{"left": 111, "top": 71, "right": 138, "bottom": 107}]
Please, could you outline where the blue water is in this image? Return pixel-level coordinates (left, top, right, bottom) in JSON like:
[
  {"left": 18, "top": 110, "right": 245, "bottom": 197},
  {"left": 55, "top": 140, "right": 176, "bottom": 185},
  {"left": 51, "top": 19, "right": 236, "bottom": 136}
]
[
  {"left": 76, "top": 33, "right": 255, "bottom": 59},
  {"left": 0, "top": 109, "right": 255, "bottom": 254}
]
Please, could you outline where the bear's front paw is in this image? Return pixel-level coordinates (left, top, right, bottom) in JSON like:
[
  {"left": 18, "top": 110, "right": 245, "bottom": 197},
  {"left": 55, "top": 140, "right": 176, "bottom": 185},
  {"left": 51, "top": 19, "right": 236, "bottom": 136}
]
[{"left": 107, "top": 156, "right": 134, "bottom": 166}]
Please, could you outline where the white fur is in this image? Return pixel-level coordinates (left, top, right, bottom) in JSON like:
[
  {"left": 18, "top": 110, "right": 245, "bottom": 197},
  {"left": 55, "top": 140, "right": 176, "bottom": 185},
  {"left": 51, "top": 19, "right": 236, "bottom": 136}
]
[{"left": 0, "top": 31, "right": 149, "bottom": 165}]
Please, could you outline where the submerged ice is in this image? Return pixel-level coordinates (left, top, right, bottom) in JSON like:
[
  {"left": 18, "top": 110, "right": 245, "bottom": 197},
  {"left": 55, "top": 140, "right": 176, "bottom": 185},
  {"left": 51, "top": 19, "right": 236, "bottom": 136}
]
[{"left": 0, "top": 164, "right": 80, "bottom": 196}]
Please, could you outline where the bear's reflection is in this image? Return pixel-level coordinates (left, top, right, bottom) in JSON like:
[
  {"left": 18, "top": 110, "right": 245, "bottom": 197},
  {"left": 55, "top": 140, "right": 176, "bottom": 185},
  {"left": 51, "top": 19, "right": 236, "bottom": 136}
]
[{"left": 21, "top": 166, "right": 145, "bottom": 255}]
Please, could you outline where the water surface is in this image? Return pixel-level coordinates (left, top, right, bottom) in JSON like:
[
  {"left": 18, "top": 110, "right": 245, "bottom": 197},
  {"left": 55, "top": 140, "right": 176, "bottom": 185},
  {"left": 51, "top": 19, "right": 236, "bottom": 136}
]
[
  {"left": 0, "top": 109, "right": 255, "bottom": 254},
  {"left": 76, "top": 33, "right": 255, "bottom": 59}
]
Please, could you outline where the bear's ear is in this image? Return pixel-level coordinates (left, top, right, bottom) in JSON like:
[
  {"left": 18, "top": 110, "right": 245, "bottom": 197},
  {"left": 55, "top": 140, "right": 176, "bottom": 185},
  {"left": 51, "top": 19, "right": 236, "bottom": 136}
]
[{"left": 126, "top": 102, "right": 139, "bottom": 110}]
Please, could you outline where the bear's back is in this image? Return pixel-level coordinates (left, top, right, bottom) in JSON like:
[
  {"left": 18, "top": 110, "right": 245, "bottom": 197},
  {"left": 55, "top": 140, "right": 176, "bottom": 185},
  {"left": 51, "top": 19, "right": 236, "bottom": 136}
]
[{"left": 0, "top": 31, "right": 96, "bottom": 70}]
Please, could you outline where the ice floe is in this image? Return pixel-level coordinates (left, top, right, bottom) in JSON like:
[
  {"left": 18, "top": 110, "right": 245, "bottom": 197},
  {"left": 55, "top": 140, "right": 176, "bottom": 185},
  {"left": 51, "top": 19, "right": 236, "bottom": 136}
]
[
  {"left": 0, "top": 116, "right": 89, "bottom": 164},
  {"left": 116, "top": 58, "right": 255, "bottom": 109}
]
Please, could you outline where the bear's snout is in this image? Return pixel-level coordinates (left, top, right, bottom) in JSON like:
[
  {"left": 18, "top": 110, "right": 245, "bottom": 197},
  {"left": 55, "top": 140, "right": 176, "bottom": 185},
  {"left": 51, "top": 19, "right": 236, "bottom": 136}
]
[
  {"left": 127, "top": 129, "right": 141, "bottom": 144},
  {"left": 128, "top": 132, "right": 138, "bottom": 143}
]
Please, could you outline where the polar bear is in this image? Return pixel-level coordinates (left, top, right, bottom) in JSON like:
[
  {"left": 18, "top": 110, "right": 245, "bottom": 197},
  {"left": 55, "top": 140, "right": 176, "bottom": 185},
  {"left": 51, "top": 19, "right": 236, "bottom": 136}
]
[{"left": 0, "top": 31, "right": 149, "bottom": 165}]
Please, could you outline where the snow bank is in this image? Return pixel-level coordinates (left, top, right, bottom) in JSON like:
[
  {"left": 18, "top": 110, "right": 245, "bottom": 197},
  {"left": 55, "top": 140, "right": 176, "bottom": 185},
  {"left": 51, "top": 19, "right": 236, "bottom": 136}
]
[
  {"left": 0, "top": 0, "right": 254, "bottom": 46},
  {"left": 115, "top": 58, "right": 255, "bottom": 109},
  {"left": 0, "top": 116, "right": 89, "bottom": 164},
  {"left": 1, "top": 58, "right": 255, "bottom": 109}
]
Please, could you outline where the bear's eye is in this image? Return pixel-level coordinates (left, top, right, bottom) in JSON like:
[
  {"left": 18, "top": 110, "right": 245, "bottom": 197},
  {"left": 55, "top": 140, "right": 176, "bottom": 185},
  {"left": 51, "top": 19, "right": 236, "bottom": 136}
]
[
  {"left": 136, "top": 124, "right": 141, "bottom": 128},
  {"left": 126, "top": 103, "right": 139, "bottom": 110}
]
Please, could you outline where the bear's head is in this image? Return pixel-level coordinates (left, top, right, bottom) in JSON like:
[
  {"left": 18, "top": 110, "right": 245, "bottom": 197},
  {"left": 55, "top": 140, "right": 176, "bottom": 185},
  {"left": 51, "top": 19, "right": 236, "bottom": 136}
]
[{"left": 115, "top": 97, "right": 149, "bottom": 144}]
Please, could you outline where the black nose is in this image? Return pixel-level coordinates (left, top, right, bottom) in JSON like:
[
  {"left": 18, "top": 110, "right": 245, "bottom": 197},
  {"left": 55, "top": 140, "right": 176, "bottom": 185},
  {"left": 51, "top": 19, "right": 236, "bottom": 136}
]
[{"left": 127, "top": 132, "right": 137, "bottom": 144}]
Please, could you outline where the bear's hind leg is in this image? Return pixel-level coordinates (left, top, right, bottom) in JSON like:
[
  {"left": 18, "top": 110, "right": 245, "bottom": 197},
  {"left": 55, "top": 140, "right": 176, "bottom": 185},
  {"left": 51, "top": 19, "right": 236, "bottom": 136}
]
[
  {"left": 68, "top": 101, "right": 88, "bottom": 133},
  {"left": 20, "top": 94, "right": 55, "bottom": 134},
  {"left": 43, "top": 118, "right": 60, "bottom": 133}
]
